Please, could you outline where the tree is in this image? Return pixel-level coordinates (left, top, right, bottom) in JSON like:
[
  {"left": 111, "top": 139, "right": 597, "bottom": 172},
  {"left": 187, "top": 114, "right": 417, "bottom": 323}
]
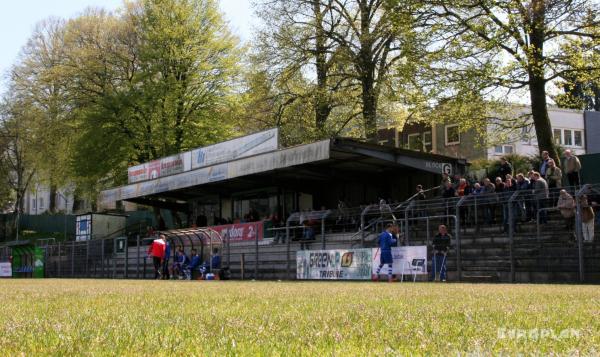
[
  {"left": 11, "top": 18, "right": 73, "bottom": 212},
  {"left": 0, "top": 96, "right": 40, "bottom": 232},
  {"left": 423, "top": 0, "right": 600, "bottom": 162},
  {"left": 254, "top": 0, "right": 356, "bottom": 139},
  {"left": 554, "top": 38, "right": 600, "bottom": 111}
]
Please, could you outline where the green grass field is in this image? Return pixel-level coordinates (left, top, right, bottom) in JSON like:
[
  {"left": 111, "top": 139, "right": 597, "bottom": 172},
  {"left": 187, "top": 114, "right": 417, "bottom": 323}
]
[{"left": 0, "top": 280, "right": 598, "bottom": 355}]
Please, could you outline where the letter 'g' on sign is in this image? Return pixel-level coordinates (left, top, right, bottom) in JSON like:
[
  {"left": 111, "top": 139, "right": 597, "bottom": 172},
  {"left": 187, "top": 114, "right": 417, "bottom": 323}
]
[{"left": 442, "top": 163, "right": 453, "bottom": 176}]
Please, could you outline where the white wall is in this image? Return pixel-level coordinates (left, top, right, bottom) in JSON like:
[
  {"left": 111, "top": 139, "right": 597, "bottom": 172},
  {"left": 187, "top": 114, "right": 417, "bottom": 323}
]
[
  {"left": 23, "top": 184, "right": 80, "bottom": 215},
  {"left": 487, "top": 107, "right": 585, "bottom": 159}
]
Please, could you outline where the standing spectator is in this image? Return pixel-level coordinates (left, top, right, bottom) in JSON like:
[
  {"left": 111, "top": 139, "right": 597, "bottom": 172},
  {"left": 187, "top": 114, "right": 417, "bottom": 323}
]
[
  {"left": 483, "top": 178, "right": 497, "bottom": 224},
  {"left": 545, "top": 159, "right": 562, "bottom": 203},
  {"left": 456, "top": 178, "right": 471, "bottom": 197},
  {"left": 498, "top": 157, "right": 513, "bottom": 181},
  {"left": 516, "top": 174, "right": 531, "bottom": 221},
  {"left": 439, "top": 173, "right": 451, "bottom": 196},
  {"left": 557, "top": 190, "right": 575, "bottom": 231},
  {"left": 545, "top": 159, "right": 562, "bottom": 188},
  {"left": 147, "top": 234, "right": 166, "bottom": 279},
  {"left": 415, "top": 185, "right": 427, "bottom": 218},
  {"left": 415, "top": 185, "right": 426, "bottom": 201},
  {"left": 505, "top": 174, "right": 517, "bottom": 191},
  {"left": 442, "top": 181, "right": 457, "bottom": 198},
  {"left": 581, "top": 195, "right": 595, "bottom": 242},
  {"left": 495, "top": 177, "right": 511, "bottom": 232},
  {"left": 563, "top": 149, "right": 582, "bottom": 187},
  {"left": 539, "top": 151, "right": 550, "bottom": 177},
  {"left": 373, "top": 223, "right": 397, "bottom": 282},
  {"left": 430, "top": 225, "right": 452, "bottom": 282},
  {"left": 533, "top": 172, "right": 549, "bottom": 224}
]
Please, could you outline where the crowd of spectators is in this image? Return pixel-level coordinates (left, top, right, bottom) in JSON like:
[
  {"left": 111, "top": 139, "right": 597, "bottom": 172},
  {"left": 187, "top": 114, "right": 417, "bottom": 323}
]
[{"left": 425, "top": 150, "right": 595, "bottom": 240}]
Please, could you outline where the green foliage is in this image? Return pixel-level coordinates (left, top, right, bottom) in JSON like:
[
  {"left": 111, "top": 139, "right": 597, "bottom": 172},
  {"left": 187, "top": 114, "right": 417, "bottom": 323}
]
[
  {"left": 469, "top": 154, "right": 535, "bottom": 180},
  {"left": 0, "top": 280, "right": 598, "bottom": 354},
  {"left": 5, "top": 0, "right": 243, "bottom": 202}
]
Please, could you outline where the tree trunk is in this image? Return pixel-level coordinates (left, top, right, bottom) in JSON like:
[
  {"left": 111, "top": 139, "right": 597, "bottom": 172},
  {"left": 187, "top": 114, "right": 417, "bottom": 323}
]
[
  {"left": 528, "top": 0, "right": 559, "bottom": 163},
  {"left": 359, "top": 0, "right": 378, "bottom": 142},
  {"left": 49, "top": 184, "right": 57, "bottom": 213},
  {"left": 313, "top": 0, "right": 331, "bottom": 132}
]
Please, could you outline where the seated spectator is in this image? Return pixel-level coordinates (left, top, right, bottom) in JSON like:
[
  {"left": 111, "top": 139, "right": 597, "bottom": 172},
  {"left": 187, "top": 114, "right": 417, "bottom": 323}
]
[{"left": 557, "top": 189, "right": 575, "bottom": 231}]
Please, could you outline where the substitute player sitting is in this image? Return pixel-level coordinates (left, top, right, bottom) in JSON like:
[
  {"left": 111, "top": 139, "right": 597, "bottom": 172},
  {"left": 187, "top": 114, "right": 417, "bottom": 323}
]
[{"left": 373, "top": 223, "right": 397, "bottom": 282}]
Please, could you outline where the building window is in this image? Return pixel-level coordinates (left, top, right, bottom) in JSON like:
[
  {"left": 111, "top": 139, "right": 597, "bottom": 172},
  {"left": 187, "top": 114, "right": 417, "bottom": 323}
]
[
  {"left": 574, "top": 130, "right": 583, "bottom": 147},
  {"left": 564, "top": 129, "right": 573, "bottom": 146},
  {"left": 423, "top": 131, "right": 432, "bottom": 152},
  {"left": 39, "top": 198, "right": 44, "bottom": 210},
  {"left": 32, "top": 198, "right": 36, "bottom": 210},
  {"left": 407, "top": 133, "right": 422, "bottom": 151},
  {"left": 494, "top": 145, "right": 513, "bottom": 155},
  {"left": 553, "top": 129, "right": 562, "bottom": 145},
  {"left": 445, "top": 125, "right": 460, "bottom": 145}
]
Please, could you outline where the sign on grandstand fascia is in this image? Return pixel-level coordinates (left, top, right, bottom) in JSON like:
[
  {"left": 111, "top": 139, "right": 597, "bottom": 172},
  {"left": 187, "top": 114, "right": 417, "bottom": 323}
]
[{"left": 425, "top": 161, "right": 453, "bottom": 176}]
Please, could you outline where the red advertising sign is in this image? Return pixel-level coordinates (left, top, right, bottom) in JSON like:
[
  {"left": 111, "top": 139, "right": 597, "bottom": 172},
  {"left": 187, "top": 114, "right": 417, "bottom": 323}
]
[
  {"left": 211, "top": 222, "right": 263, "bottom": 242},
  {"left": 147, "top": 160, "right": 161, "bottom": 180}
]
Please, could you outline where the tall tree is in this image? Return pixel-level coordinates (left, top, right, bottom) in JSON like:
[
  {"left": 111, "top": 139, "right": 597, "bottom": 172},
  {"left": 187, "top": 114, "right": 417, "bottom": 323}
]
[{"left": 423, "top": 0, "right": 600, "bottom": 161}]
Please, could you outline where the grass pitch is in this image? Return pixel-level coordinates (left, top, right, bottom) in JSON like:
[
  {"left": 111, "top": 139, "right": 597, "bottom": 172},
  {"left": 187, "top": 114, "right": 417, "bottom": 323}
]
[{"left": 0, "top": 280, "right": 598, "bottom": 355}]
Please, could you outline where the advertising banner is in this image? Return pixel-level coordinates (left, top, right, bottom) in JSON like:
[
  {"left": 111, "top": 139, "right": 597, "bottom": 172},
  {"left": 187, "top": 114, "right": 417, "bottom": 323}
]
[
  {"left": 296, "top": 248, "right": 373, "bottom": 280},
  {"left": 211, "top": 222, "right": 263, "bottom": 242},
  {"left": 191, "top": 128, "right": 278, "bottom": 169},
  {"left": 0, "top": 262, "right": 12, "bottom": 277},
  {"left": 160, "top": 153, "right": 186, "bottom": 177},
  {"left": 147, "top": 160, "right": 161, "bottom": 180},
  {"left": 127, "top": 164, "right": 147, "bottom": 183},
  {"left": 371, "top": 246, "right": 428, "bottom": 275}
]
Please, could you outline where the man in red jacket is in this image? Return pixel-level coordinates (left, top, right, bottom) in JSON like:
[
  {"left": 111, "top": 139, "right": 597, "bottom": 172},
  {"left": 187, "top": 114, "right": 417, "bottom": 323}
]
[{"left": 147, "top": 234, "right": 166, "bottom": 279}]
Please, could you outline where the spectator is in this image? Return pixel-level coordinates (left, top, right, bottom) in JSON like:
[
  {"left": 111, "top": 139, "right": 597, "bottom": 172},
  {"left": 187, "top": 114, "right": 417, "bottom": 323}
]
[
  {"left": 498, "top": 157, "right": 513, "bottom": 181},
  {"left": 456, "top": 178, "right": 471, "bottom": 197},
  {"left": 581, "top": 195, "right": 595, "bottom": 242},
  {"left": 415, "top": 185, "right": 426, "bottom": 201},
  {"left": 431, "top": 225, "right": 451, "bottom": 282},
  {"left": 439, "top": 173, "right": 451, "bottom": 196},
  {"left": 147, "top": 234, "right": 166, "bottom": 279},
  {"left": 563, "top": 149, "right": 582, "bottom": 187},
  {"left": 545, "top": 159, "right": 562, "bottom": 189},
  {"left": 504, "top": 174, "right": 517, "bottom": 191},
  {"left": 539, "top": 151, "right": 550, "bottom": 177},
  {"left": 482, "top": 178, "right": 497, "bottom": 224},
  {"left": 533, "top": 172, "right": 549, "bottom": 224},
  {"left": 442, "top": 181, "right": 456, "bottom": 198},
  {"left": 373, "top": 223, "right": 397, "bottom": 282},
  {"left": 516, "top": 173, "right": 532, "bottom": 221},
  {"left": 557, "top": 189, "right": 575, "bottom": 231}
]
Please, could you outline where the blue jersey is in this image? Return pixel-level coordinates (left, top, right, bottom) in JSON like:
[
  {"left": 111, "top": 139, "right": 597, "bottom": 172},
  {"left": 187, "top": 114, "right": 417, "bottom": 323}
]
[
  {"left": 378, "top": 231, "right": 397, "bottom": 252},
  {"left": 189, "top": 255, "right": 201, "bottom": 269},
  {"left": 164, "top": 243, "right": 171, "bottom": 260}
]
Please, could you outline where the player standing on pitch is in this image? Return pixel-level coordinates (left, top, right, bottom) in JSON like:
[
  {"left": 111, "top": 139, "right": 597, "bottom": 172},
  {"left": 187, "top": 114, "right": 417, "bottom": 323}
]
[{"left": 373, "top": 223, "right": 397, "bottom": 282}]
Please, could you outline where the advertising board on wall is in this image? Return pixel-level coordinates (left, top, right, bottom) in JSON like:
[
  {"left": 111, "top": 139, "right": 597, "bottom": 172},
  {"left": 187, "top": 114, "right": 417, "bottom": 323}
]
[
  {"left": 191, "top": 128, "right": 278, "bottom": 169},
  {"left": 296, "top": 248, "right": 373, "bottom": 280},
  {"left": 211, "top": 222, "right": 264, "bottom": 242},
  {"left": 371, "top": 246, "right": 428, "bottom": 275},
  {"left": 296, "top": 246, "right": 428, "bottom": 280},
  {"left": 127, "top": 129, "right": 278, "bottom": 184},
  {"left": 0, "top": 262, "right": 12, "bottom": 277}
]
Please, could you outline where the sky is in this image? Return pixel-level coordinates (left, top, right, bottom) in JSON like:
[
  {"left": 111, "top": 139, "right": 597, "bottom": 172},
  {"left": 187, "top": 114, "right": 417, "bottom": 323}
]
[{"left": 0, "top": 0, "right": 255, "bottom": 93}]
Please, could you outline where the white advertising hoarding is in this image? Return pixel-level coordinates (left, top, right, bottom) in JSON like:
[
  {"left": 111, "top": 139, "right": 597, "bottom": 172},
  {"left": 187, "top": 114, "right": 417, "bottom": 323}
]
[
  {"left": 191, "top": 128, "right": 278, "bottom": 169},
  {"left": 371, "top": 246, "right": 428, "bottom": 275},
  {"left": 0, "top": 262, "right": 12, "bottom": 277}
]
